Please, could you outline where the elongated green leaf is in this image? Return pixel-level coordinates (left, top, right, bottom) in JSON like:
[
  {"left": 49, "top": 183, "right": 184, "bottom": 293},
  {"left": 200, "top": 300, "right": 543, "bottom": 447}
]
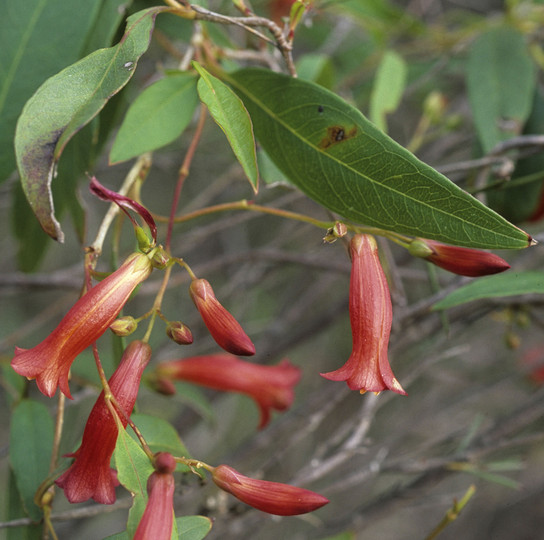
[
  {"left": 9, "top": 400, "right": 54, "bottom": 522},
  {"left": 114, "top": 427, "right": 154, "bottom": 536},
  {"left": 0, "top": 0, "right": 104, "bottom": 182},
  {"left": 14, "top": 7, "right": 168, "bottom": 241},
  {"left": 370, "top": 50, "right": 407, "bottom": 132},
  {"left": 194, "top": 63, "right": 258, "bottom": 192},
  {"left": 467, "top": 26, "right": 536, "bottom": 153},
  {"left": 433, "top": 271, "right": 544, "bottom": 310},
  {"left": 110, "top": 72, "right": 198, "bottom": 163},
  {"left": 228, "top": 68, "right": 531, "bottom": 249},
  {"left": 130, "top": 413, "right": 191, "bottom": 471},
  {"left": 177, "top": 515, "right": 213, "bottom": 539}
]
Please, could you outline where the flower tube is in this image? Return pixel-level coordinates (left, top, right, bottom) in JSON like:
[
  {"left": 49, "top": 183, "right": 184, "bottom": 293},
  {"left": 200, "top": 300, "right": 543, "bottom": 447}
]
[
  {"left": 134, "top": 453, "right": 177, "bottom": 540},
  {"left": 55, "top": 340, "right": 151, "bottom": 504},
  {"left": 321, "top": 234, "right": 406, "bottom": 395},
  {"left": 12, "top": 252, "right": 152, "bottom": 398},
  {"left": 155, "top": 355, "right": 301, "bottom": 429},
  {"left": 189, "top": 278, "right": 255, "bottom": 356},
  {"left": 212, "top": 465, "right": 329, "bottom": 516}
]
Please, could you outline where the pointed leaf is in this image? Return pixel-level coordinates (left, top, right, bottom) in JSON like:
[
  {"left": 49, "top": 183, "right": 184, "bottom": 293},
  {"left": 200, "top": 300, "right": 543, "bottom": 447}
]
[
  {"left": 14, "top": 7, "right": 169, "bottom": 241},
  {"left": 113, "top": 427, "right": 154, "bottom": 536},
  {"left": 9, "top": 400, "right": 54, "bottom": 522},
  {"left": 193, "top": 62, "right": 258, "bottom": 192},
  {"left": 110, "top": 72, "right": 198, "bottom": 163},
  {"left": 433, "top": 271, "right": 544, "bottom": 310},
  {"left": 130, "top": 413, "right": 191, "bottom": 472},
  {"left": 467, "top": 26, "right": 536, "bottom": 153},
  {"left": 228, "top": 68, "right": 531, "bottom": 249},
  {"left": 0, "top": 0, "right": 104, "bottom": 182},
  {"left": 176, "top": 515, "right": 213, "bottom": 539}
]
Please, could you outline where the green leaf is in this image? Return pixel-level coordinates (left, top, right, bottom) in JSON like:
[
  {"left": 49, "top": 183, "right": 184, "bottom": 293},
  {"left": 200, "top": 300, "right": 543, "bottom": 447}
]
[
  {"left": 114, "top": 426, "right": 154, "bottom": 537},
  {"left": 9, "top": 400, "right": 54, "bottom": 522},
  {"left": 0, "top": 0, "right": 104, "bottom": 182},
  {"left": 193, "top": 62, "right": 259, "bottom": 192},
  {"left": 7, "top": 470, "right": 41, "bottom": 540},
  {"left": 296, "top": 53, "right": 335, "bottom": 89},
  {"left": 433, "top": 271, "right": 544, "bottom": 310},
  {"left": 130, "top": 413, "right": 192, "bottom": 471},
  {"left": 467, "top": 26, "right": 536, "bottom": 153},
  {"left": 369, "top": 50, "right": 407, "bottom": 132},
  {"left": 228, "top": 68, "right": 531, "bottom": 249},
  {"left": 110, "top": 72, "right": 198, "bottom": 163},
  {"left": 176, "top": 515, "right": 213, "bottom": 539},
  {"left": 14, "top": 7, "right": 168, "bottom": 241}
]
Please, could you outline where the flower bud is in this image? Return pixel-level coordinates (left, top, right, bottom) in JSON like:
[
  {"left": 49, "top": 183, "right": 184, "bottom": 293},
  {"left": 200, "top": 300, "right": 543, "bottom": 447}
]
[
  {"left": 166, "top": 321, "right": 193, "bottom": 345},
  {"left": 408, "top": 238, "right": 510, "bottom": 277},
  {"left": 323, "top": 221, "right": 348, "bottom": 243},
  {"left": 212, "top": 465, "right": 329, "bottom": 516},
  {"left": 151, "top": 246, "right": 170, "bottom": 270},
  {"left": 189, "top": 279, "right": 255, "bottom": 356},
  {"left": 110, "top": 316, "right": 138, "bottom": 337}
]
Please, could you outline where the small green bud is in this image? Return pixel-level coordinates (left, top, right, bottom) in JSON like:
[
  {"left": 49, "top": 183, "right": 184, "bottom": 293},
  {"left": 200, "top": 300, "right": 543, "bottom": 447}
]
[{"left": 110, "top": 316, "right": 138, "bottom": 337}]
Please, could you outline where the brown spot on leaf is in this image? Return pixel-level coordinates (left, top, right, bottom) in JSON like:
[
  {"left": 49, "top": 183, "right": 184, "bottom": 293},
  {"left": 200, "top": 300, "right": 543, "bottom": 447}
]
[{"left": 319, "top": 125, "right": 357, "bottom": 149}]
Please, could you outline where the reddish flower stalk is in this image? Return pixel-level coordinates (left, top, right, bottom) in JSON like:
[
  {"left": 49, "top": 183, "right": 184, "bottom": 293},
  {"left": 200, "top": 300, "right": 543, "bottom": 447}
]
[
  {"left": 321, "top": 234, "right": 406, "bottom": 395},
  {"left": 211, "top": 464, "right": 329, "bottom": 516},
  {"left": 189, "top": 278, "right": 255, "bottom": 356},
  {"left": 55, "top": 340, "right": 151, "bottom": 504},
  {"left": 134, "top": 453, "right": 177, "bottom": 540},
  {"left": 90, "top": 176, "right": 157, "bottom": 245},
  {"left": 155, "top": 355, "right": 301, "bottom": 429},
  {"left": 11, "top": 252, "right": 152, "bottom": 398},
  {"left": 408, "top": 238, "right": 510, "bottom": 277}
]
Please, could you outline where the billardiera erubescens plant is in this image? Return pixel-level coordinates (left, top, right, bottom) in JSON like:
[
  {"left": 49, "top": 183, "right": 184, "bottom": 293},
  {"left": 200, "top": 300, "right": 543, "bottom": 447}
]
[{"left": 6, "top": 2, "right": 543, "bottom": 539}]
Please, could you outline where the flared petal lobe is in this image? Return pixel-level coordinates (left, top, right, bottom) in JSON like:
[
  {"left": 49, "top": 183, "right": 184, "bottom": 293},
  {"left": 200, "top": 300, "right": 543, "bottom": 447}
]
[
  {"left": 11, "top": 253, "right": 152, "bottom": 398},
  {"left": 212, "top": 465, "right": 329, "bottom": 516},
  {"left": 189, "top": 279, "right": 255, "bottom": 356},
  {"left": 408, "top": 238, "right": 510, "bottom": 277},
  {"left": 134, "top": 453, "right": 176, "bottom": 540},
  {"left": 55, "top": 341, "right": 151, "bottom": 504},
  {"left": 155, "top": 355, "right": 301, "bottom": 428},
  {"left": 321, "top": 234, "right": 406, "bottom": 395}
]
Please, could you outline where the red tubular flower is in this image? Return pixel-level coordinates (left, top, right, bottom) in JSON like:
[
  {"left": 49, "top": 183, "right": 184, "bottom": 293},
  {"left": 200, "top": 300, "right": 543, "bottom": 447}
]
[
  {"left": 189, "top": 278, "right": 256, "bottom": 356},
  {"left": 134, "top": 453, "right": 176, "bottom": 540},
  {"left": 212, "top": 465, "right": 329, "bottom": 516},
  {"left": 321, "top": 234, "right": 406, "bottom": 395},
  {"left": 156, "top": 355, "right": 301, "bottom": 429},
  {"left": 408, "top": 238, "right": 510, "bottom": 277},
  {"left": 11, "top": 253, "right": 152, "bottom": 398},
  {"left": 55, "top": 341, "right": 151, "bottom": 504}
]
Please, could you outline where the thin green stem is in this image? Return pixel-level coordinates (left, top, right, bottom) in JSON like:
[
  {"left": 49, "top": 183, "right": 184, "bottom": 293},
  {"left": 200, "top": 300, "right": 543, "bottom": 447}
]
[{"left": 423, "top": 485, "right": 476, "bottom": 540}]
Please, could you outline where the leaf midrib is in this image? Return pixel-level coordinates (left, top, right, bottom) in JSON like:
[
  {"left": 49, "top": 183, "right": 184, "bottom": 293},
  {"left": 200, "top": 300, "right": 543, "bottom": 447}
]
[{"left": 231, "top": 74, "right": 517, "bottom": 243}]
